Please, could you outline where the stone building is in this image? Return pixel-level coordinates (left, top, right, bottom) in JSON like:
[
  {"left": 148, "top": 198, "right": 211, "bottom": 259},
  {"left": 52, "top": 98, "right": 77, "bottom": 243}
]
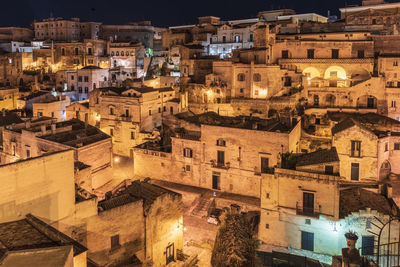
[
  {"left": 0, "top": 214, "right": 88, "bottom": 267},
  {"left": 34, "top": 17, "right": 101, "bottom": 41},
  {"left": 134, "top": 112, "right": 301, "bottom": 198},
  {"left": 0, "top": 27, "right": 33, "bottom": 42},
  {"left": 259, "top": 163, "right": 399, "bottom": 260},
  {"left": 59, "top": 180, "right": 183, "bottom": 267},
  {"left": 55, "top": 39, "right": 109, "bottom": 70},
  {"left": 100, "top": 21, "right": 156, "bottom": 49},
  {"left": 89, "top": 86, "right": 185, "bottom": 157},
  {"left": 66, "top": 102, "right": 89, "bottom": 122},
  {"left": 65, "top": 66, "right": 109, "bottom": 101},
  {"left": 0, "top": 150, "right": 75, "bottom": 222},
  {"left": 33, "top": 95, "right": 71, "bottom": 121},
  {"left": 1, "top": 118, "right": 112, "bottom": 190},
  {"left": 331, "top": 113, "right": 400, "bottom": 181},
  {"left": 109, "top": 42, "right": 142, "bottom": 71},
  {"left": 209, "top": 22, "right": 257, "bottom": 58}
]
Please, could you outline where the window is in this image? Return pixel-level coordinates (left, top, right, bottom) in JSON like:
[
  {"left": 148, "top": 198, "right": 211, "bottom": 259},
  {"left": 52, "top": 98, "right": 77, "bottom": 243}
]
[
  {"left": 394, "top": 143, "right": 400, "bottom": 150},
  {"left": 37, "top": 111, "right": 43, "bottom": 117},
  {"left": 385, "top": 142, "right": 388, "bottom": 152},
  {"left": 61, "top": 48, "right": 65, "bottom": 56},
  {"left": 281, "top": 50, "right": 289, "bottom": 59},
  {"left": 110, "top": 235, "right": 120, "bottom": 250},
  {"left": 71, "top": 85, "right": 75, "bottom": 91},
  {"left": 240, "top": 88, "right": 244, "bottom": 93},
  {"left": 78, "top": 87, "right": 82, "bottom": 93},
  {"left": 111, "top": 51, "right": 114, "bottom": 56},
  {"left": 84, "top": 87, "right": 88, "bottom": 93},
  {"left": 109, "top": 107, "right": 114, "bottom": 115},
  {"left": 305, "top": 219, "right": 311, "bottom": 225},
  {"left": 185, "top": 165, "right": 191, "bottom": 171},
  {"left": 313, "top": 95, "right": 319, "bottom": 106},
  {"left": 131, "top": 132, "right": 135, "bottom": 140},
  {"left": 170, "top": 106, "right": 174, "bottom": 114},
  {"left": 301, "top": 231, "right": 314, "bottom": 251},
  {"left": 125, "top": 109, "right": 129, "bottom": 117},
  {"left": 158, "top": 107, "right": 161, "bottom": 113},
  {"left": 392, "top": 100, "right": 397, "bottom": 108},
  {"left": 26, "top": 150, "right": 30, "bottom": 158},
  {"left": 237, "top": 73, "right": 245, "bottom": 81},
  {"left": 266, "top": 193, "right": 270, "bottom": 199},
  {"left": 303, "top": 192, "right": 314, "bottom": 214},
  {"left": 222, "top": 36, "right": 226, "bottom": 43},
  {"left": 183, "top": 148, "right": 193, "bottom": 158},
  {"left": 51, "top": 112, "right": 54, "bottom": 117},
  {"left": 325, "top": 165, "right": 334, "bottom": 175},
  {"left": 212, "top": 172, "right": 220, "bottom": 190},
  {"left": 358, "top": 50, "right": 365, "bottom": 58},
  {"left": 216, "top": 139, "right": 226, "bottom": 146},
  {"left": 84, "top": 76, "right": 89, "bottom": 82},
  {"left": 261, "top": 157, "right": 269, "bottom": 174},
  {"left": 88, "top": 47, "right": 92, "bottom": 55},
  {"left": 253, "top": 73, "right": 261, "bottom": 82},
  {"left": 351, "top": 141, "right": 361, "bottom": 157},
  {"left": 394, "top": 60, "right": 398, "bottom": 67},
  {"left": 351, "top": 163, "right": 360, "bottom": 181},
  {"left": 75, "top": 48, "right": 79, "bottom": 55},
  {"left": 71, "top": 75, "right": 74, "bottom": 80},
  {"left": 110, "top": 128, "right": 114, "bottom": 136},
  {"left": 148, "top": 110, "right": 152, "bottom": 116},
  {"left": 362, "top": 236, "right": 374, "bottom": 256},
  {"left": 121, "top": 51, "right": 124, "bottom": 56},
  {"left": 332, "top": 49, "right": 339, "bottom": 59},
  {"left": 217, "top": 150, "right": 225, "bottom": 165},
  {"left": 78, "top": 76, "right": 82, "bottom": 82},
  {"left": 249, "top": 33, "right": 254, "bottom": 42},
  {"left": 163, "top": 106, "right": 166, "bottom": 112},
  {"left": 307, "top": 49, "right": 315, "bottom": 59},
  {"left": 265, "top": 224, "right": 269, "bottom": 229},
  {"left": 234, "top": 35, "right": 240, "bottom": 43},
  {"left": 166, "top": 243, "right": 175, "bottom": 265}
]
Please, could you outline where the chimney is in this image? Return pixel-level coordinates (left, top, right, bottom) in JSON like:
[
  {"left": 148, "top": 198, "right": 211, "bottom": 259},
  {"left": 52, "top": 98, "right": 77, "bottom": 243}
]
[
  {"left": 41, "top": 124, "right": 46, "bottom": 135},
  {"left": 51, "top": 124, "right": 56, "bottom": 134}
]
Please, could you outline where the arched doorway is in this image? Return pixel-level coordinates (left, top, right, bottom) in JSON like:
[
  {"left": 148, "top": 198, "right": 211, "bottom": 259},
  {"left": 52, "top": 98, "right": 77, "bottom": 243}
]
[
  {"left": 325, "top": 94, "right": 336, "bottom": 107},
  {"left": 379, "top": 160, "right": 391, "bottom": 180},
  {"left": 357, "top": 95, "right": 377, "bottom": 109}
]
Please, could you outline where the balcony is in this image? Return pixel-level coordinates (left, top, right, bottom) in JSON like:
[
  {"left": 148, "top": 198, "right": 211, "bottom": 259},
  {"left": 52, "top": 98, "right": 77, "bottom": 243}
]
[
  {"left": 210, "top": 160, "right": 230, "bottom": 170},
  {"left": 296, "top": 203, "right": 320, "bottom": 218},
  {"left": 279, "top": 58, "right": 374, "bottom": 65}
]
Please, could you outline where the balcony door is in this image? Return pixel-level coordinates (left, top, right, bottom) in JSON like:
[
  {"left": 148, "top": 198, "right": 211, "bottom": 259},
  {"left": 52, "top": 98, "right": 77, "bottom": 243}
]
[{"left": 303, "top": 192, "right": 314, "bottom": 214}]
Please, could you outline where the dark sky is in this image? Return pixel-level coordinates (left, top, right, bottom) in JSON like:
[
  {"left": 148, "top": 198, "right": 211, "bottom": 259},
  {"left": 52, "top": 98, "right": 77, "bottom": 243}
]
[{"left": 0, "top": 0, "right": 377, "bottom": 28}]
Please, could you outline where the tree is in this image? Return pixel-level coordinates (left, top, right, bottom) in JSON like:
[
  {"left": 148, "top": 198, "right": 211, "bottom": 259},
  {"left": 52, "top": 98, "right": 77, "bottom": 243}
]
[{"left": 211, "top": 208, "right": 258, "bottom": 267}]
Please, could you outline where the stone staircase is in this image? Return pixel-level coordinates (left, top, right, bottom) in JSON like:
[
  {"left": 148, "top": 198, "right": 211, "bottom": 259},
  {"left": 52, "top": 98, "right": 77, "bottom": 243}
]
[{"left": 191, "top": 195, "right": 212, "bottom": 218}]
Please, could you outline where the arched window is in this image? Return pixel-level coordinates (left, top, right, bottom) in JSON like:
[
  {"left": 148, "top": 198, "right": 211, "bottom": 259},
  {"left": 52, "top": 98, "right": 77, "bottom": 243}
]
[
  {"left": 121, "top": 51, "right": 124, "bottom": 56},
  {"left": 253, "top": 73, "right": 261, "bottom": 82},
  {"left": 111, "top": 51, "right": 114, "bottom": 56},
  {"left": 217, "top": 139, "right": 226, "bottom": 146},
  {"left": 116, "top": 51, "right": 119, "bottom": 56},
  {"left": 237, "top": 73, "right": 245, "bottom": 82}
]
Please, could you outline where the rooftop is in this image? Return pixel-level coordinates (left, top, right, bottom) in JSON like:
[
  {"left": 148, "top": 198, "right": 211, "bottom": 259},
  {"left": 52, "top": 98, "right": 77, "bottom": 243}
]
[
  {"left": 0, "top": 112, "right": 23, "bottom": 127},
  {"left": 0, "top": 246, "right": 73, "bottom": 267},
  {"left": 39, "top": 119, "right": 110, "bottom": 148},
  {"left": 0, "top": 214, "right": 87, "bottom": 257},
  {"left": 175, "top": 112, "right": 294, "bottom": 133},
  {"left": 330, "top": 112, "right": 400, "bottom": 137},
  {"left": 296, "top": 147, "right": 339, "bottom": 167},
  {"left": 98, "top": 180, "right": 181, "bottom": 212},
  {"left": 339, "top": 187, "right": 395, "bottom": 218}
]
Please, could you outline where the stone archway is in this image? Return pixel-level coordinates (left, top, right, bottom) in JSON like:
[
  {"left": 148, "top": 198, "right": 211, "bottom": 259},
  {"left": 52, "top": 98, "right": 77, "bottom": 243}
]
[
  {"left": 325, "top": 94, "right": 336, "bottom": 107},
  {"left": 379, "top": 160, "right": 391, "bottom": 180},
  {"left": 324, "top": 66, "right": 347, "bottom": 80},
  {"left": 357, "top": 95, "right": 377, "bottom": 109}
]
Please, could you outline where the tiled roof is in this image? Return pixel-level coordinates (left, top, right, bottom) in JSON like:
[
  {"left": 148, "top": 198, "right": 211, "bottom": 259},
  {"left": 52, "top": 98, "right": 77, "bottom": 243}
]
[
  {"left": 296, "top": 147, "right": 339, "bottom": 167},
  {"left": 98, "top": 180, "right": 181, "bottom": 212},
  {"left": 0, "top": 113, "right": 23, "bottom": 127},
  {"left": 339, "top": 188, "right": 394, "bottom": 219},
  {"left": 331, "top": 118, "right": 358, "bottom": 135},
  {"left": 0, "top": 214, "right": 87, "bottom": 256}
]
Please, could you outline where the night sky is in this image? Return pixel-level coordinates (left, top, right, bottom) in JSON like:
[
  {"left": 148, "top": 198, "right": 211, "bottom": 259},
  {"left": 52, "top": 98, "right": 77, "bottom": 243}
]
[{"left": 0, "top": 0, "right": 386, "bottom": 28}]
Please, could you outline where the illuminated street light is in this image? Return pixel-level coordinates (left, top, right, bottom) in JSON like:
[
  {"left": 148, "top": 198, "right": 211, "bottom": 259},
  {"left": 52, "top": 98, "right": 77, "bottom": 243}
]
[{"left": 114, "top": 157, "right": 120, "bottom": 163}]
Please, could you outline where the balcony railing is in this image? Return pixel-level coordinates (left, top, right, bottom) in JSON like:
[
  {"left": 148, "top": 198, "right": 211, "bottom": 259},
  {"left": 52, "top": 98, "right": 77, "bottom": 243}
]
[
  {"left": 296, "top": 202, "right": 320, "bottom": 218},
  {"left": 210, "top": 160, "right": 230, "bottom": 170},
  {"left": 279, "top": 58, "right": 374, "bottom": 64}
]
